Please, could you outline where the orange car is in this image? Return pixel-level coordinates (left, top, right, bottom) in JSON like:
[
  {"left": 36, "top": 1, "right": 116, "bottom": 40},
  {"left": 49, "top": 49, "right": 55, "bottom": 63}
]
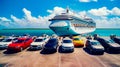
[{"left": 73, "top": 36, "right": 84, "bottom": 47}]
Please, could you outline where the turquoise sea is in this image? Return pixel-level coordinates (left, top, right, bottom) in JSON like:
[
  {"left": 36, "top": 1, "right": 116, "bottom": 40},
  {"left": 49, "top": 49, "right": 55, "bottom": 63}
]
[{"left": 0, "top": 28, "right": 120, "bottom": 36}]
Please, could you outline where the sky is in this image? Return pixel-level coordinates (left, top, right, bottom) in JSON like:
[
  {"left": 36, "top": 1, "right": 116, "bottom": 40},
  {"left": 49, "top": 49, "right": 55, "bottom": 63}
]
[{"left": 0, "top": 0, "right": 120, "bottom": 28}]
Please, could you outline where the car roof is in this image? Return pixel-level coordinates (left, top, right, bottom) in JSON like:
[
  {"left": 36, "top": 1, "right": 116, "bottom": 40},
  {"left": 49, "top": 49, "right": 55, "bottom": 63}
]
[
  {"left": 63, "top": 37, "right": 71, "bottom": 40},
  {"left": 73, "top": 36, "right": 80, "bottom": 38},
  {"left": 18, "top": 38, "right": 27, "bottom": 40},
  {"left": 49, "top": 38, "right": 57, "bottom": 40},
  {"left": 89, "top": 40, "right": 98, "bottom": 42}
]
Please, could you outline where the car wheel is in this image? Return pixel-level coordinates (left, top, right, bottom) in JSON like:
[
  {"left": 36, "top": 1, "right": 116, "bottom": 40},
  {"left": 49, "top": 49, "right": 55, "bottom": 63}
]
[
  {"left": 100, "top": 52, "right": 104, "bottom": 55},
  {"left": 20, "top": 47, "right": 23, "bottom": 52},
  {"left": 71, "top": 49, "right": 74, "bottom": 52}
]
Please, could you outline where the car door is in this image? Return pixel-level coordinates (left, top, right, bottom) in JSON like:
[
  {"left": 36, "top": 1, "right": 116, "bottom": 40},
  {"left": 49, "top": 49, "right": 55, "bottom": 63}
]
[
  {"left": 26, "top": 38, "right": 32, "bottom": 47},
  {"left": 23, "top": 39, "right": 28, "bottom": 48}
]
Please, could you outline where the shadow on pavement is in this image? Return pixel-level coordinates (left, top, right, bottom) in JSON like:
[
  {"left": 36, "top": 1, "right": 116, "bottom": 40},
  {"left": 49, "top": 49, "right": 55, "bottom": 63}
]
[
  {"left": 27, "top": 47, "right": 41, "bottom": 51},
  {"left": 3, "top": 50, "right": 18, "bottom": 54},
  {"left": 83, "top": 48, "right": 104, "bottom": 55},
  {"left": 40, "top": 49, "right": 56, "bottom": 54},
  {"left": 105, "top": 50, "right": 120, "bottom": 54}
]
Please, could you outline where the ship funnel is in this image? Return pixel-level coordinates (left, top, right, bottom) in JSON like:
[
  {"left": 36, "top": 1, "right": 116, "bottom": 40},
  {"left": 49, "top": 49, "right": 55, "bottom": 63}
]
[{"left": 66, "top": 6, "right": 69, "bottom": 13}]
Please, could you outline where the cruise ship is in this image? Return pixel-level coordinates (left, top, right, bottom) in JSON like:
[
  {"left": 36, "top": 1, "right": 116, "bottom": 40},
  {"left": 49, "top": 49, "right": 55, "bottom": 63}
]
[{"left": 49, "top": 8, "right": 96, "bottom": 37}]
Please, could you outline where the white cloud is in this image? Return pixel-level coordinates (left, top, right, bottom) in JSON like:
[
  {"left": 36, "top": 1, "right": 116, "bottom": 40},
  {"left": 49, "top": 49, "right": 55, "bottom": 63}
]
[
  {"left": 88, "top": 7, "right": 110, "bottom": 16},
  {"left": 79, "top": 0, "right": 90, "bottom": 2},
  {"left": 0, "top": 7, "right": 69, "bottom": 28},
  {"left": 23, "top": 8, "right": 41, "bottom": 23},
  {"left": 95, "top": 17, "right": 120, "bottom": 28},
  {"left": 79, "top": 0, "right": 98, "bottom": 2},
  {"left": 0, "top": 17, "right": 11, "bottom": 21},
  {"left": 111, "top": 7, "right": 120, "bottom": 16},
  {"left": 78, "top": 11, "right": 87, "bottom": 18},
  {"left": 88, "top": 7, "right": 120, "bottom": 28},
  {"left": 0, "top": 6, "right": 120, "bottom": 28},
  {"left": 88, "top": 7, "right": 120, "bottom": 16}
]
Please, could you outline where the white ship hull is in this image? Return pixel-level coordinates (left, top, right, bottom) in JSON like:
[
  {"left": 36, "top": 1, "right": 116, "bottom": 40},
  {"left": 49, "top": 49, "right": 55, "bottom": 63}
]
[{"left": 49, "top": 11, "right": 96, "bottom": 36}]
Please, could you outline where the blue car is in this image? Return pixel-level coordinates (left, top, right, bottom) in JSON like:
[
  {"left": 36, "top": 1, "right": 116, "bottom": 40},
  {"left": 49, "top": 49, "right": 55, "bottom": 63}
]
[{"left": 43, "top": 38, "right": 58, "bottom": 53}]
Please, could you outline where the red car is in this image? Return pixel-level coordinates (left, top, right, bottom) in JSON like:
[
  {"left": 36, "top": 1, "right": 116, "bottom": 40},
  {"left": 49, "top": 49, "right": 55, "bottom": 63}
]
[{"left": 7, "top": 37, "right": 33, "bottom": 52}]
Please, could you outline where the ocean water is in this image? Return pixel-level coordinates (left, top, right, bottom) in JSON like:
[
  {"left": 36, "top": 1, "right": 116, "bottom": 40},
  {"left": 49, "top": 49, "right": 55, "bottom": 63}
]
[{"left": 0, "top": 28, "right": 120, "bottom": 36}]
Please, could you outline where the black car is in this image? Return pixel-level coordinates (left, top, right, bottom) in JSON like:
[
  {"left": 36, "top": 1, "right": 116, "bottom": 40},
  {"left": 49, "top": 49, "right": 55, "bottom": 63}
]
[
  {"left": 0, "top": 38, "right": 4, "bottom": 42},
  {"left": 111, "top": 37, "right": 120, "bottom": 45},
  {"left": 110, "top": 35, "right": 120, "bottom": 45},
  {"left": 43, "top": 38, "right": 58, "bottom": 53},
  {"left": 97, "top": 38, "right": 120, "bottom": 52},
  {"left": 86, "top": 40, "right": 104, "bottom": 54}
]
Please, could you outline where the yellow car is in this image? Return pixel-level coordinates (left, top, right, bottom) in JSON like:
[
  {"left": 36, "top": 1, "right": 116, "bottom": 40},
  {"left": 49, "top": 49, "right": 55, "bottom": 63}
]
[{"left": 73, "top": 36, "right": 84, "bottom": 47}]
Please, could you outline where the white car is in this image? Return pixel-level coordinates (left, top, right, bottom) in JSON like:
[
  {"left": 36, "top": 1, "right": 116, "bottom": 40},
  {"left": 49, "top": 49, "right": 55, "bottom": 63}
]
[
  {"left": 0, "top": 38, "right": 13, "bottom": 49},
  {"left": 30, "top": 37, "right": 49, "bottom": 50},
  {"left": 61, "top": 37, "right": 74, "bottom": 52}
]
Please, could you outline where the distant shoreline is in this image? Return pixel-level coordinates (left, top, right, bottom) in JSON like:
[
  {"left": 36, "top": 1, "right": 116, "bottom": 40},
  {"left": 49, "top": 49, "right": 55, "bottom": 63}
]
[
  {"left": 1, "top": 28, "right": 120, "bottom": 30},
  {"left": 2, "top": 28, "right": 50, "bottom": 30}
]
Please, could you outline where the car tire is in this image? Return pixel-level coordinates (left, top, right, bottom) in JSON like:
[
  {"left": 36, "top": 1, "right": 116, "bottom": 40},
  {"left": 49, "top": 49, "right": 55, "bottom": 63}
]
[
  {"left": 71, "top": 49, "right": 74, "bottom": 52},
  {"left": 100, "top": 52, "right": 104, "bottom": 55},
  {"left": 20, "top": 47, "right": 23, "bottom": 52}
]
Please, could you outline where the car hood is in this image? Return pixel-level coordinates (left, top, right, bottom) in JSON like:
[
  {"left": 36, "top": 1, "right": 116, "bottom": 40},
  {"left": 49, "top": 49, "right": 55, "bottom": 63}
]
[
  {"left": 0, "top": 42, "right": 11, "bottom": 46},
  {"left": 92, "top": 45, "right": 104, "bottom": 49},
  {"left": 31, "top": 42, "right": 44, "bottom": 46},
  {"left": 109, "top": 43, "right": 120, "bottom": 47},
  {"left": 62, "top": 43, "right": 74, "bottom": 47}
]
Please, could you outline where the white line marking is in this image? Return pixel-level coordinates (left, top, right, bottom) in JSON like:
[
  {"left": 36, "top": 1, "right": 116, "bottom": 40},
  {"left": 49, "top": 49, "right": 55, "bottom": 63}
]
[{"left": 58, "top": 51, "right": 61, "bottom": 67}]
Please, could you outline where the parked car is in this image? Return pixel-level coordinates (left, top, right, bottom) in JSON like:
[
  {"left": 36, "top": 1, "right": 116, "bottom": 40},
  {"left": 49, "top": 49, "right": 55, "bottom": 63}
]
[
  {"left": 0, "top": 38, "right": 13, "bottom": 49},
  {"left": 86, "top": 35, "right": 92, "bottom": 40},
  {"left": 7, "top": 37, "right": 33, "bottom": 52},
  {"left": 86, "top": 40, "right": 104, "bottom": 54},
  {"left": 73, "top": 36, "right": 84, "bottom": 47},
  {"left": 93, "top": 34, "right": 100, "bottom": 40},
  {"left": 30, "top": 37, "right": 48, "bottom": 50},
  {"left": 43, "top": 38, "right": 58, "bottom": 53},
  {"left": 97, "top": 38, "right": 120, "bottom": 52},
  {"left": 111, "top": 38, "right": 120, "bottom": 45},
  {"left": 0, "top": 38, "right": 4, "bottom": 42},
  {"left": 61, "top": 37, "right": 74, "bottom": 52}
]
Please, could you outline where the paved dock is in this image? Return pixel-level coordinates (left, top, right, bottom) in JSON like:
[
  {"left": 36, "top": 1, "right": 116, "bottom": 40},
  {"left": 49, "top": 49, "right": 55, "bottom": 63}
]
[
  {"left": 0, "top": 47, "right": 120, "bottom": 67},
  {"left": 0, "top": 37, "right": 120, "bottom": 67}
]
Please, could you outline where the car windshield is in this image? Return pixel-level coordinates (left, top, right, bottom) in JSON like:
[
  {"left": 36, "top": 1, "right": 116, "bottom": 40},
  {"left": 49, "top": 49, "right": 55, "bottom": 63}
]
[
  {"left": 34, "top": 39, "right": 44, "bottom": 42},
  {"left": 91, "top": 42, "right": 100, "bottom": 45},
  {"left": 14, "top": 39, "right": 24, "bottom": 43},
  {"left": 48, "top": 39, "right": 55, "bottom": 43},
  {"left": 63, "top": 40, "right": 72, "bottom": 43},
  {"left": 108, "top": 40, "right": 115, "bottom": 43},
  {"left": 2, "top": 39, "right": 12, "bottom": 42},
  {"left": 74, "top": 38, "right": 80, "bottom": 40}
]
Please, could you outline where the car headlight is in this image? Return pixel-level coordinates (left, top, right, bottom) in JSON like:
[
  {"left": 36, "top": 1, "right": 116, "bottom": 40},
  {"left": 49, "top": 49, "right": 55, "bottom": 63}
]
[{"left": 2, "top": 44, "right": 7, "bottom": 47}]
